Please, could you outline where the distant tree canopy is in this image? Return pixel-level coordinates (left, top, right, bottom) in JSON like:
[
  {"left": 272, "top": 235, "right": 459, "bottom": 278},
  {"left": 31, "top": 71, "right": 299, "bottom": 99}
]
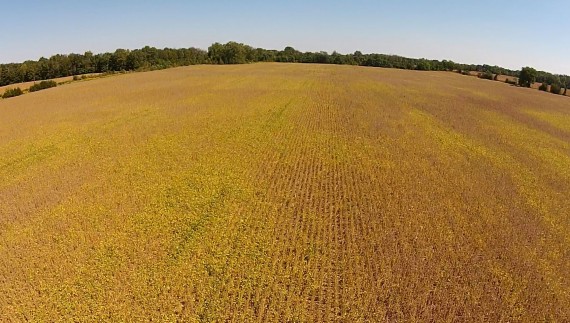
[
  {"left": 519, "top": 67, "right": 537, "bottom": 87},
  {"left": 208, "top": 42, "right": 244, "bottom": 64},
  {"left": 0, "top": 46, "right": 209, "bottom": 86},
  {"left": 0, "top": 42, "right": 568, "bottom": 91}
]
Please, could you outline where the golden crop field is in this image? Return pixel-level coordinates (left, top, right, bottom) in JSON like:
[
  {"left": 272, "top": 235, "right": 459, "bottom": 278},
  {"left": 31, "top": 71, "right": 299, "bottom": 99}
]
[{"left": 0, "top": 63, "right": 569, "bottom": 321}]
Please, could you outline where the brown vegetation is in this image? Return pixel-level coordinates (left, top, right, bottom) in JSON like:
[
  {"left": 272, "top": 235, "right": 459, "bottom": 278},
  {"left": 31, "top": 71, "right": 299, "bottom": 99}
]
[{"left": 0, "top": 63, "right": 568, "bottom": 321}]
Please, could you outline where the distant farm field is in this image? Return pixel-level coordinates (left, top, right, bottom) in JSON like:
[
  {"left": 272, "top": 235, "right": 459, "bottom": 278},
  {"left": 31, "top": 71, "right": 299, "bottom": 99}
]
[
  {"left": 0, "top": 63, "right": 569, "bottom": 321},
  {"left": 0, "top": 73, "right": 101, "bottom": 93}
]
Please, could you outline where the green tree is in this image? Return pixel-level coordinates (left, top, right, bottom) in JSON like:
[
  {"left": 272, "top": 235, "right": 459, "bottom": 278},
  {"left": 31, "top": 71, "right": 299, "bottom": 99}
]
[
  {"left": 29, "top": 80, "right": 57, "bottom": 92},
  {"left": 331, "top": 51, "right": 345, "bottom": 65},
  {"left": 538, "top": 83, "right": 548, "bottom": 91},
  {"left": 442, "top": 60, "right": 456, "bottom": 71},
  {"left": 126, "top": 50, "right": 147, "bottom": 70},
  {"left": 353, "top": 51, "right": 364, "bottom": 65},
  {"left": 2, "top": 87, "right": 23, "bottom": 98},
  {"left": 480, "top": 71, "right": 493, "bottom": 80},
  {"left": 279, "top": 46, "right": 300, "bottom": 63},
  {"left": 109, "top": 49, "right": 129, "bottom": 71},
  {"left": 223, "top": 42, "right": 249, "bottom": 64},
  {"left": 519, "top": 67, "right": 537, "bottom": 87},
  {"left": 416, "top": 59, "right": 431, "bottom": 71},
  {"left": 208, "top": 43, "right": 225, "bottom": 64},
  {"left": 209, "top": 42, "right": 249, "bottom": 64}
]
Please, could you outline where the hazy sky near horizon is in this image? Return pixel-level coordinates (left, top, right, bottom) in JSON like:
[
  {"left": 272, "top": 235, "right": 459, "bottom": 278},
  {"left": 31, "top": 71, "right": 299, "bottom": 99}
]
[{"left": 1, "top": 0, "right": 569, "bottom": 74}]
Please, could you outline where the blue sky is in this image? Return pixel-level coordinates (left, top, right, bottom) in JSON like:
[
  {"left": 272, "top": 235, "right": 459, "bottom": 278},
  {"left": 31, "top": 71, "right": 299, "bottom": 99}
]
[{"left": 1, "top": 0, "right": 569, "bottom": 74}]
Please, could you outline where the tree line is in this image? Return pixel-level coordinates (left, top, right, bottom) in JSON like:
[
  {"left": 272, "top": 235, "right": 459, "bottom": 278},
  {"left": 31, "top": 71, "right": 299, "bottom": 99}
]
[
  {"left": 0, "top": 46, "right": 208, "bottom": 86},
  {"left": 519, "top": 67, "right": 568, "bottom": 95},
  {"left": 1, "top": 41, "right": 569, "bottom": 91}
]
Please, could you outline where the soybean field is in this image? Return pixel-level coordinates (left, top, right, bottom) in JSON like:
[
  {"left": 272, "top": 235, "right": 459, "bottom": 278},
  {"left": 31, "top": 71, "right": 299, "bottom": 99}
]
[{"left": 0, "top": 63, "right": 569, "bottom": 321}]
